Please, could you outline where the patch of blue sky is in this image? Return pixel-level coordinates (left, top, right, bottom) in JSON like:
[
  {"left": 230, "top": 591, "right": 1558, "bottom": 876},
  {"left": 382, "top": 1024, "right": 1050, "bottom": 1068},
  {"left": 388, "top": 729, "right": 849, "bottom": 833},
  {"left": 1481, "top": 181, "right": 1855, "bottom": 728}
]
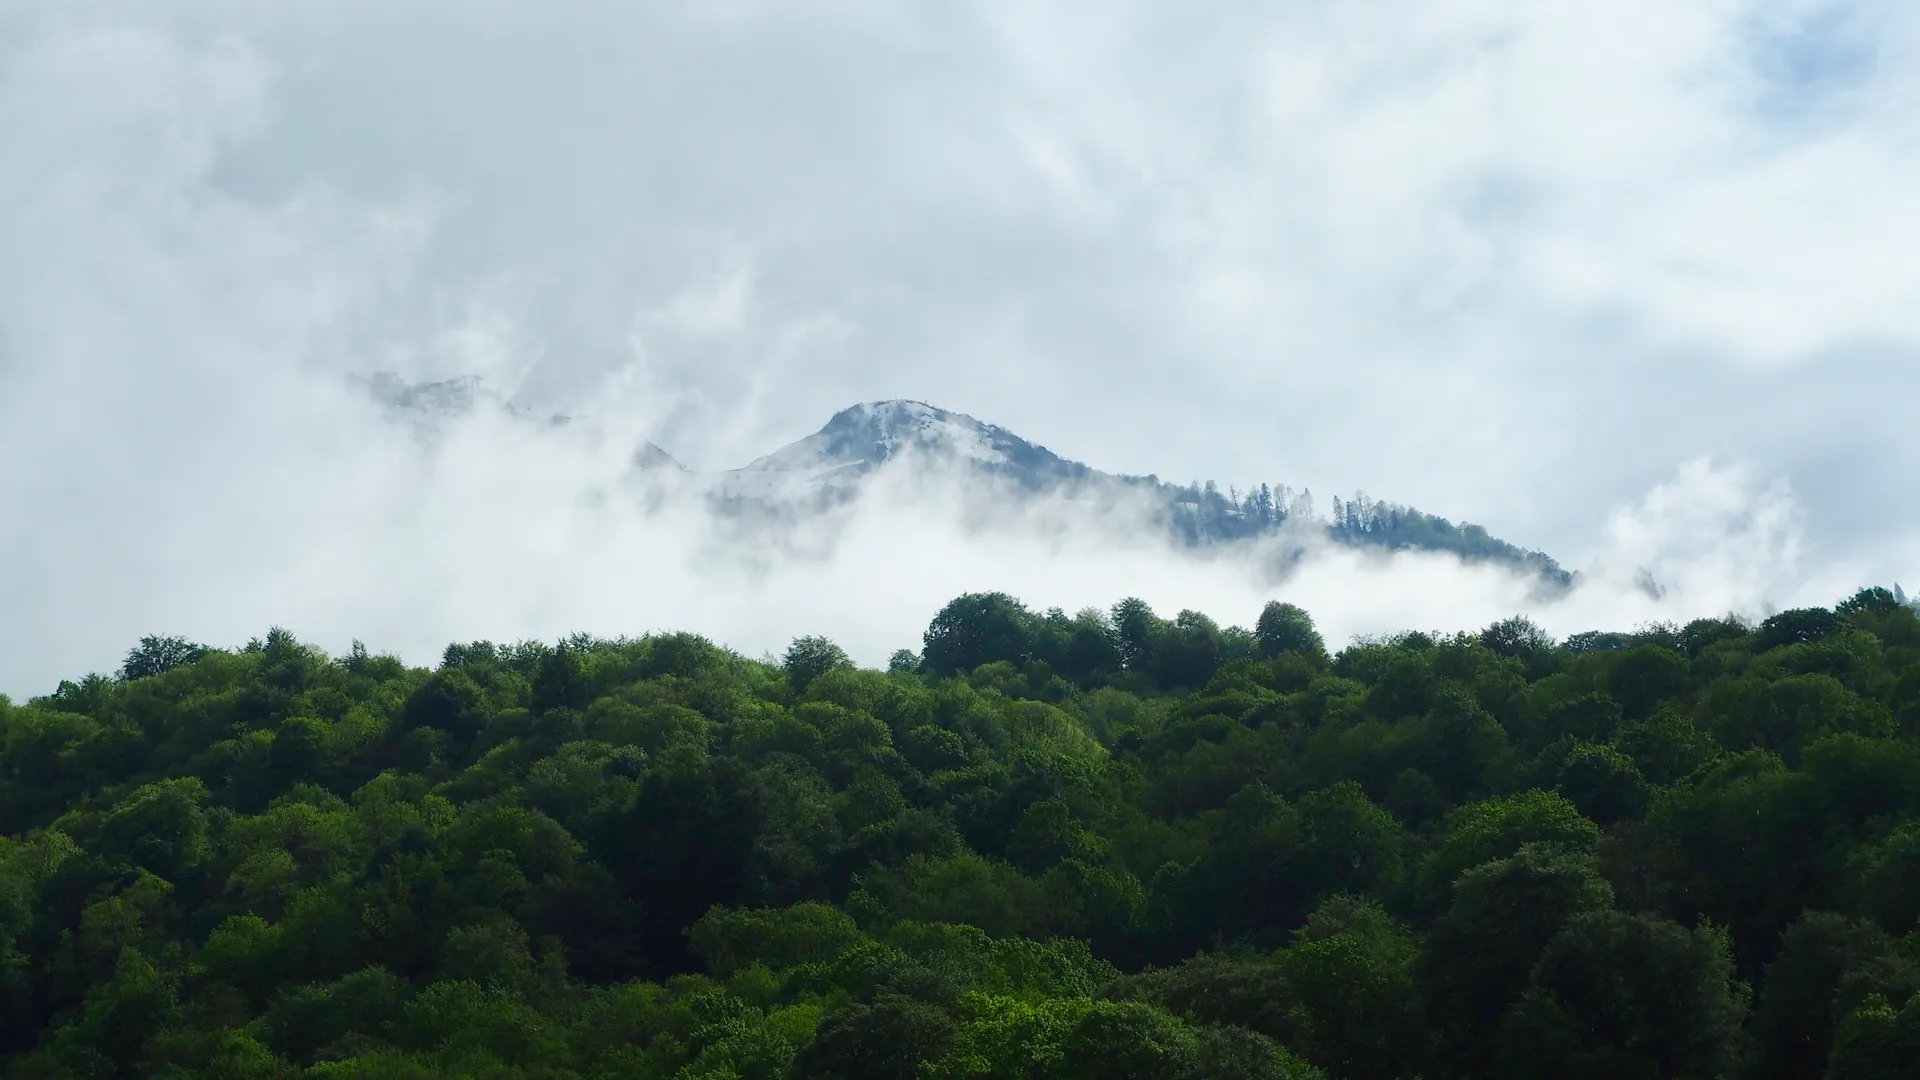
[{"left": 1744, "top": 3, "right": 1881, "bottom": 122}]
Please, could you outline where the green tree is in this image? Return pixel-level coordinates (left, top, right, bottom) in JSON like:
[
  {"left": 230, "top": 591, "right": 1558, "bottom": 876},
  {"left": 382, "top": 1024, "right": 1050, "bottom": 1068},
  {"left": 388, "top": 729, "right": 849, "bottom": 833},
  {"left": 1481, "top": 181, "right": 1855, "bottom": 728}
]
[
  {"left": 1607, "top": 646, "right": 1691, "bottom": 720},
  {"left": 401, "top": 667, "right": 487, "bottom": 743},
  {"left": 787, "top": 636, "right": 855, "bottom": 694},
  {"left": 1060, "top": 1000, "right": 1198, "bottom": 1080},
  {"left": 1257, "top": 603, "right": 1327, "bottom": 666},
  {"left": 95, "top": 777, "right": 211, "bottom": 879},
  {"left": 1537, "top": 692, "right": 1625, "bottom": 747},
  {"left": 1277, "top": 897, "right": 1427, "bottom": 1080},
  {"left": 1480, "top": 616, "right": 1553, "bottom": 664},
  {"left": 1495, "top": 910, "right": 1749, "bottom": 1080},
  {"left": 1843, "top": 822, "right": 1920, "bottom": 936},
  {"left": 1746, "top": 912, "right": 1918, "bottom": 1080},
  {"left": 53, "top": 947, "right": 180, "bottom": 1076},
  {"left": 1419, "top": 844, "right": 1615, "bottom": 1079},
  {"left": 1008, "top": 798, "right": 1108, "bottom": 874},
  {"left": 924, "top": 594, "right": 1035, "bottom": 676},
  {"left": 1107, "top": 951, "right": 1301, "bottom": 1045},
  {"left": 1182, "top": 1025, "right": 1322, "bottom": 1080},
  {"left": 595, "top": 754, "right": 766, "bottom": 973},
  {"left": 793, "top": 996, "right": 958, "bottom": 1079},
  {"left": 1556, "top": 742, "right": 1649, "bottom": 825},
  {"left": 1112, "top": 598, "right": 1166, "bottom": 673},
  {"left": 121, "top": 634, "right": 208, "bottom": 680},
  {"left": 1151, "top": 611, "right": 1225, "bottom": 691},
  {"left": 531, "top": 641, "right": 590, "bottom": 715},
  {"left": 1417, "top": 789, "right": 1600, "bottom": 913},
  {"left": 690, "top": 902, "right": 865, "bottom": 977},
  {"left": 1757, "top": 608, "right": 1839, "bottom": 651},
  {"left": 1613, "top": 708, "right": 1720, "bottom": 785},
  {"left": 1826, "top": 991, "right": 1920, "bottom": 1080},
  {"left": 263, "top": 966, "right": 414, "bottom": 1066}
]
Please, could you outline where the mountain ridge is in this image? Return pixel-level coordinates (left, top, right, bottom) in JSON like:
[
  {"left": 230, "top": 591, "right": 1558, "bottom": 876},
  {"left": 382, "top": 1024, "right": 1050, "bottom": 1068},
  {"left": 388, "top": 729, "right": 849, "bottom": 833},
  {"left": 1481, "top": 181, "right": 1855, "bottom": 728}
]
[
  {"left": 694, "top": 397, "right": 1570, "bottom": 587},
  {"left": 355, "top": 376, "right": 1570, "bottom": 586}
]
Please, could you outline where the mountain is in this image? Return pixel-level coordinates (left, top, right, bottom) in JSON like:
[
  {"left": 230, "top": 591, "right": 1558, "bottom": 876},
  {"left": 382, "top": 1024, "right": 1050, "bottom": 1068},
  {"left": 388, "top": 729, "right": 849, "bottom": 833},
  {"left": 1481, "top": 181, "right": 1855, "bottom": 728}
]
[
  {"left": 352, "top": 377, "right": 1570, "bottom": 586},
  {"left": 704, "top": 399, "right": 1570, "bottom": 587},
  {"left": 632, "top": 441, "right": 689, "bottom": 472},
  {"left": 350, "top": 371, "right": 571, "bottom": 433},
  {"left": 714, "top": 400, "right": 1098, "bottom": 499}
]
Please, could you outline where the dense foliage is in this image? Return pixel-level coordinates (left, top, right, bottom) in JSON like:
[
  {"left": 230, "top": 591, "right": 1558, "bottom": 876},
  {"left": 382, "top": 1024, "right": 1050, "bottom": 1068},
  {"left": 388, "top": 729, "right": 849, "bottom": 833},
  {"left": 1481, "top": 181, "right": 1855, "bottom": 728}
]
[{"left": 4, "top": 587, "right": 1920, "bottom": 1079}]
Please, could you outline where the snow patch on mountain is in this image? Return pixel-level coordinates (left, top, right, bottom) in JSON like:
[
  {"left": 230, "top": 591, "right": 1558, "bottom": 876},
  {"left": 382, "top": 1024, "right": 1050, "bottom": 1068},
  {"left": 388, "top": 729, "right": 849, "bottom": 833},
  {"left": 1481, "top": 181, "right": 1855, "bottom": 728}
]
[{"left": 738, "top": 401, "right": 1010, "bottom": 472}]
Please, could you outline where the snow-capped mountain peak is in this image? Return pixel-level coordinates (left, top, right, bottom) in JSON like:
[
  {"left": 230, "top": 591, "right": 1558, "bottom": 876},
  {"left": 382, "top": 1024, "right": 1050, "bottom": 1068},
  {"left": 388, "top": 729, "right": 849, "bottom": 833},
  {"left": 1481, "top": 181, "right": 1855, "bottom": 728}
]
[
  {"left": 719, "top": 399, "right": 1095, "bottom": 498},
  {"left": 721, "top": 397, "right": 1098, "bottom": 490},
  {"left": 740, "top": 401, "right": 1001, "bottom": 472},
  {"left": 344, "top": 377, "right": 1568, "bottom": 584}
]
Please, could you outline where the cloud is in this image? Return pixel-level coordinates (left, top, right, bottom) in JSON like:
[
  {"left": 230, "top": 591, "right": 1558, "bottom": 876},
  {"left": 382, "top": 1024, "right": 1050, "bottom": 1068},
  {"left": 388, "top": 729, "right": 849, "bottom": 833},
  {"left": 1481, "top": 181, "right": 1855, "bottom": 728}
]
[{"left": 0, "top": 6, "right": 1913, "bottom": 694}]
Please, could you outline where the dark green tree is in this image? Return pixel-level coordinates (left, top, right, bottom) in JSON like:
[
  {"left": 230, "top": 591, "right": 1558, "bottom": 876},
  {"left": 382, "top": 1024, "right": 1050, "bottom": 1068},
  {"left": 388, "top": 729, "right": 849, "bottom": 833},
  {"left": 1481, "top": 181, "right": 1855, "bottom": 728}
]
[
  {"left": 1556, "top": 743, "right": 1649, "bottom": 825},
  {"left": 1747, "top": 913, "right": 1918, "bottom": 1080},
  {"left": 1607, "top": 645, "right": 1691, "bottom": 720},
  {"left": 1757, "top": 608, "right": 1839, "bottom": 651},
  {"left": 923, "top": 593, "right": 1035, "bottom": 676},
  {"left": 793, "top": 996, "right": 958, "bottom": 1079},
  {"left": 786, "top": 635, "right": 855, "bottom": 694},
  {"left": 1495, "top": 910, "right": 1748, "bottom": 1080},
  {"left": 1256, "top": 602, "right": 1327, "bottom": 665},
  {"left": 1480, "top": 616, "right": 1553, "bottom": 663},
  {"left": 594, "top": 754, "right": 764, "bottom": 973},
  {"left": 1112, "top": 597, "right": 1165, "bottom": 673},
  {"left": 1419, "top": 844, "right": 1615, "bottom": 1078},
  {"left": 531, "top": 641, "right": 590, "bottom": 714},
  {"left": 121, "top": 634, "right": 208, "bottom": 680},
  {"left": 1826, "top": 991, "right": 1920, "bottom": 1080}
]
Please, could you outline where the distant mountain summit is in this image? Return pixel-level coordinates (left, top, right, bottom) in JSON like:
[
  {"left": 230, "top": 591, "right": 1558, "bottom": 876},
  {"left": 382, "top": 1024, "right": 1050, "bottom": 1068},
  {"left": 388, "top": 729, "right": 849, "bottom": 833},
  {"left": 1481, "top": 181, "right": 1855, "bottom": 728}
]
[
  {"left": 718, "top": 400, "right": 1096, "bottom": 498},
  {"left": 631, "top": 441, "right": 688, "bottom": 472},
  {"left": 704, "top": 398, "right": 1568, "bottom": 587},
  {"left": 353, "top": 376, "right": 1570, "bottom": 587},
  {"left": 351, "top": 371, "right": 569, "bottom": 433}
]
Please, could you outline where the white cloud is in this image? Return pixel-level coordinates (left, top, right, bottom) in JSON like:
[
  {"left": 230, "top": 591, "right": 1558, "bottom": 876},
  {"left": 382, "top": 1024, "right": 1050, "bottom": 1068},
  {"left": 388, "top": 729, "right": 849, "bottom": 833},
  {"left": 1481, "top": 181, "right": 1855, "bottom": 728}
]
[{"left": 0, "top": 4, "right": 1914, "bottom": 694}]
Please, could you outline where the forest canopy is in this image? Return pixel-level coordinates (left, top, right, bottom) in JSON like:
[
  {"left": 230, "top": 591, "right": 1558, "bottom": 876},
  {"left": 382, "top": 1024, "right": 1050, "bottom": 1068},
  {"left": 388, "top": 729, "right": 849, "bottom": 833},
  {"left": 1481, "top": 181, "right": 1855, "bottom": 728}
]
[{"left": 3, "top": 588, "right": 1920, "bottom": 1079}]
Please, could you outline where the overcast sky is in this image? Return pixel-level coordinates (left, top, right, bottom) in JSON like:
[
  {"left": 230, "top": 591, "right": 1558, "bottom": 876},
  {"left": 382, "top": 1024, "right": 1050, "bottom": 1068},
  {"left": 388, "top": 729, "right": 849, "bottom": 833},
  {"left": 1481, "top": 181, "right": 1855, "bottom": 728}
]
[{"left": 2, "top": 1, "right": 1916, "bottom": 692}]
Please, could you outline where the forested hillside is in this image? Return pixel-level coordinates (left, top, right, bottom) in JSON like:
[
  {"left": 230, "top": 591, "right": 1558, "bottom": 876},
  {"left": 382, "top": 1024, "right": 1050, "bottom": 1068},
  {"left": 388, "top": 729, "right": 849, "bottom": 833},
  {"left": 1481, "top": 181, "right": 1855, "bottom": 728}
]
[{"left": 3, "top": 590, "right": 1919, "bottom": 1079}]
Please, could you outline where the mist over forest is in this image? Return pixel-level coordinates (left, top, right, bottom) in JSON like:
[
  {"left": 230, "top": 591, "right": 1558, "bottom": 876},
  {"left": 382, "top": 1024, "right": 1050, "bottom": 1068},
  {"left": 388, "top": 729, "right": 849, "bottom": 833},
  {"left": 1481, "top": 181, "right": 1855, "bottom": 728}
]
[{"left": 0, "top": 370, "right": 1863, "bottom": 701}]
